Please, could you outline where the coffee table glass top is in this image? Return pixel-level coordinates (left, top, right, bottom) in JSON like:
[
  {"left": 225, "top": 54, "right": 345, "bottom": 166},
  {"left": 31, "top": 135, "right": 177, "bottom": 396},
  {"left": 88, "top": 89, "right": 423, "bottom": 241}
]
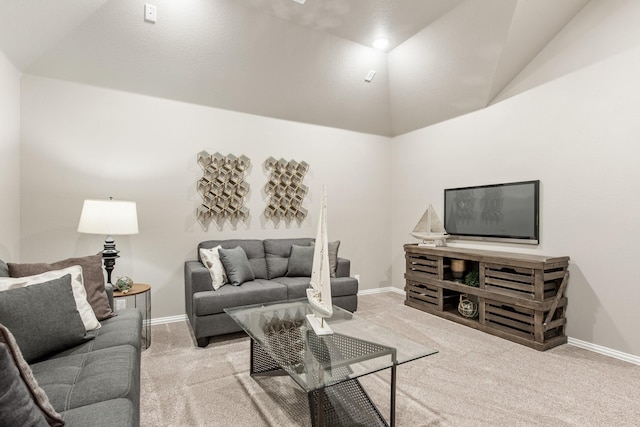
[{"left": 225, "top": 299, "right": 438, "bottom": 392}]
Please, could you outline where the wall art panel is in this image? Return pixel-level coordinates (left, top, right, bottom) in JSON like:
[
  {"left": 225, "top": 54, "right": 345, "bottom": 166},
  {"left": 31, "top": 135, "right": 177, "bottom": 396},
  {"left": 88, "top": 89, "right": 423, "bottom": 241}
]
[
  {"left": 264, "top": 157, "right": 309, "bottom": 223},
  {"left": 196, "top": 151, "right": 250, "bottom": 229}
]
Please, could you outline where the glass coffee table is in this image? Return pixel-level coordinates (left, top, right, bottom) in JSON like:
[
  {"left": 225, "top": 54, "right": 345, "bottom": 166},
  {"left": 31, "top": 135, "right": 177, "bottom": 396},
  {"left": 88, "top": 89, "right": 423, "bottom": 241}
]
[{"left": 225, "top": 299, "right": 438, "bottom": 427}]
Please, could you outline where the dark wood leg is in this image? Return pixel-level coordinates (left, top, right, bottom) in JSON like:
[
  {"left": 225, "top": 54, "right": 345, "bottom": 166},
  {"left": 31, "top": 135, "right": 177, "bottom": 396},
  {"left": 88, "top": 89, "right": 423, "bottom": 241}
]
[
  {"left": 196, "top": 337, "right": 209, "bottom": 348},
  {"left": 390, "top": 365, "right": 397, "bottom": 427}
]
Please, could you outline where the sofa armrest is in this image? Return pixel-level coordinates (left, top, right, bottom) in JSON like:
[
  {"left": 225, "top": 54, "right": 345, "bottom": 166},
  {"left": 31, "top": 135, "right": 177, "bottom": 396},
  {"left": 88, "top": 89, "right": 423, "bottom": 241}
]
[
  {"left": 185, "top": 261, "right": 214, "bottom": 322},
  {"left": 336, "top": 257, "right": 350, "bottom": 278},
  {"left": 185, "top": 261, "right": 214, "bottom": 295}
]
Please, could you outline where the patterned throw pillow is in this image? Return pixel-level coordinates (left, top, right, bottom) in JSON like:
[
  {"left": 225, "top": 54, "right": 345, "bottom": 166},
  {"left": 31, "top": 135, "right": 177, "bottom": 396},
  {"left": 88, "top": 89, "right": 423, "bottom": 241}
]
[{"left": 200, "top": 246, "right": 227, "bottom": 290}]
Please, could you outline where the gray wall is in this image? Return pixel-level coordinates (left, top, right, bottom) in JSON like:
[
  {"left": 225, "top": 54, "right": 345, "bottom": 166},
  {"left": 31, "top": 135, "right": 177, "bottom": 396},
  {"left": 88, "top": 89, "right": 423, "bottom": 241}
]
[
  {"left": 19, "top": 75, "right": 391, "bottom": 320},
  {"left": 390, "top": 0, "right": 640, "bottom": 357},
  {"left": 0, "top": 50, "right": 20, "bottom": 261}
]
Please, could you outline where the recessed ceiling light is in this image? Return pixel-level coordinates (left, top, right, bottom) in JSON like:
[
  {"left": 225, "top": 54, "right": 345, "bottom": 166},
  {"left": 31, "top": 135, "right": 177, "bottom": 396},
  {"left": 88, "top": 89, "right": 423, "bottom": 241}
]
[
  {"left": 372, "top": 38, "right": 389, "bottom": 50},
  {"left": 292, "top": 0, "right": 306, "bottom": 4}
]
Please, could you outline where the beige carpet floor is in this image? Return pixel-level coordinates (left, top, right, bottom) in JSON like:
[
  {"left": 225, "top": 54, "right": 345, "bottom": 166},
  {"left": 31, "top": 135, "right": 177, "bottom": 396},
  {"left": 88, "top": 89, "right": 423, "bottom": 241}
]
[{"left": 140, "top": 293, "right": 640, "bottom": 426}]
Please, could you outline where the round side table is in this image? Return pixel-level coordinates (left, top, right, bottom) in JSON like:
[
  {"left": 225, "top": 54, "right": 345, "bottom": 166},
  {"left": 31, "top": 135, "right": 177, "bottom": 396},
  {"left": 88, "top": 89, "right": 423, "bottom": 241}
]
[{"left": 113, "top": 283, "right": 151, "bottom": 350}]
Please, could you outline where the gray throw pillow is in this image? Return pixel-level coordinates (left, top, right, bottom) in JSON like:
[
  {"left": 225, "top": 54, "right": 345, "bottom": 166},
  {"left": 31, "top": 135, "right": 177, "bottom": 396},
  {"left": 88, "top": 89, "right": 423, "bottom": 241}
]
[
  {"left": 308, "top": 240, "right": 341, "bottom": 277},
  {"left": 218, "top": 246, "right": 255, "bottom": 286},
  {"left": 0, "top": 324, "right": 64, "bottom": 427},
  {"left": 286, "top": 244, "right": 314, "bottom": 277},
  {"left": 328, "top": 240, "right": 340, "bottom": 278},
  {"left": 0, "top": 274, "right": 92, "bottom": 363}
]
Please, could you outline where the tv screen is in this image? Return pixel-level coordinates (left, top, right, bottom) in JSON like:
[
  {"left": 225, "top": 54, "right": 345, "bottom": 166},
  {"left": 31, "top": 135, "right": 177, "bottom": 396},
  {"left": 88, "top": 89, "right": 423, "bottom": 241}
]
[{"left": 444, "top": 180, "right": 539, "bottom": 244}]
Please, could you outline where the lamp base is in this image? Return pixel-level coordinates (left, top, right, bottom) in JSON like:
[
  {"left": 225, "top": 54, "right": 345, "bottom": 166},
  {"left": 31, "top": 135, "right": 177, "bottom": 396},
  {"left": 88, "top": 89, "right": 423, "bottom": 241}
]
[{"left": 103, "top": 235, "right": 120, "bottom": 284}]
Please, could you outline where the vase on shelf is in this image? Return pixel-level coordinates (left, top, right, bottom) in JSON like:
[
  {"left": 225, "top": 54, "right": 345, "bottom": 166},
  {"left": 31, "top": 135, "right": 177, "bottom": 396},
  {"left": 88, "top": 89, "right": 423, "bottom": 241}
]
[{"left": 451, "top": 259, "right": 466, "bottom": 279}]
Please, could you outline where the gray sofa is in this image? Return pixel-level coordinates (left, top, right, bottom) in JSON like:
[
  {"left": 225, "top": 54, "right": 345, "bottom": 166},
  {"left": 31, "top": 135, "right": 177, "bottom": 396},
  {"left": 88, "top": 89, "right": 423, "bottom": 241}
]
[
  {"left": 0, "top": 259, "right": 142, "bottom": 426},
  {"left": 184, "top": 238, "right": 359, "bottom": 347}
]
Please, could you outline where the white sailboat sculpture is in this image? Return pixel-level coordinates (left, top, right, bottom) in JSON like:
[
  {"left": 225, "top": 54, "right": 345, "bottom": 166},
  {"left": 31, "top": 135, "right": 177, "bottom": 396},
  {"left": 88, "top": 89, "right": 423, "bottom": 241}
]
[
  {"left": 411, "top": 204, "right": 449, "bottom": 247},
  {"left": 306, "top": 186, "right": 333, "bottom": 335}
]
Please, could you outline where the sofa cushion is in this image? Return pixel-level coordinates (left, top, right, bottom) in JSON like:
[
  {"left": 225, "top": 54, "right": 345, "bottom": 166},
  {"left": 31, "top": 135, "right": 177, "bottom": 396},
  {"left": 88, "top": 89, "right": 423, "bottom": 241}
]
[
  {"left": 272, "top": 276, "right": 359, "bottom": 300},
  {"left": 219, "top": 246, "right": 255, "bottom": 286},
  {"left": 199, "top": 246, "right": 227, "bottom": 290},
  {"left": 60, "top": 398, "right": 137, "bottom": 426},
  {"left": 51, "top": 309, "right": 143, "bottom": 358},
  {"left": 193, "top": 279, "right": 287, "bottom": 315},
  {"left": 199, "top": 240, "right": 268, "bottom": 279},
  {"left": 0, "top": 265, "right": 101, "bottom": 332},
  {"left": 31, "top": 344, "right": 140, "bottom": 413},
  {"left": 286, "top": 244, "right": 314, "bottom": 277},
  {"left": 264, "top": 238, "right": 313, "bottom": 278},
  {"left": 0, "top": 274, "right": 92, "bottom": 363},
  {"left": 8, "top": 253, "right": 114, "bottom": 320},
  {"left": 0, "top": 325, "right": 64, "bottom": 427}
]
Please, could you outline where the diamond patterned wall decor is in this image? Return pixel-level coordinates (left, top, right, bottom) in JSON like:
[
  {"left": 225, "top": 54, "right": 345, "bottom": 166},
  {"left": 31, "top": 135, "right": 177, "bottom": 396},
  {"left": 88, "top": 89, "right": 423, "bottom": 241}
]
[
  {"left": 264, "top": 157, "right": 309, "bottom": 223},
  {"left": 196, "top": 151, "right": 250, "bottom": 229}
]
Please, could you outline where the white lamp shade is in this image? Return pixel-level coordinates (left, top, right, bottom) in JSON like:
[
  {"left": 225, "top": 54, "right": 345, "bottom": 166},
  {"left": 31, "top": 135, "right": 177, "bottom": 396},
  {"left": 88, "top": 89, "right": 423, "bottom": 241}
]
[{"left": 77, "top": 199, "right": 139, "bottom": 235}]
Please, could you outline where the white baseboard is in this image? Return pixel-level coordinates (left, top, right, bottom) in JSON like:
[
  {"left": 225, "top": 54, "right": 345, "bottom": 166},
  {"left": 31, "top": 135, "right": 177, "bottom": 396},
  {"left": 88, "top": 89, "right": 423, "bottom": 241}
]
[
  {"left": 568, "top": 337, "right": 640, "bottom": 366},
  {"left": 358, "top": 286, "right": 404, "bottom": 296},
  {"left": 147, "top": 289, "right": 639, "bottom": 366},
  {"left": 149, "top": 314, "right": 187, "bottom": 326}
]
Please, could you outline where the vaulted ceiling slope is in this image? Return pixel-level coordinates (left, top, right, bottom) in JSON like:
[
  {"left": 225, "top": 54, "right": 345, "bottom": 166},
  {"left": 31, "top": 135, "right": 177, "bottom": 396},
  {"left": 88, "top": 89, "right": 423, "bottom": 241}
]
[{"left": 0, "top": 0, "right": 593, "bottom": 136}]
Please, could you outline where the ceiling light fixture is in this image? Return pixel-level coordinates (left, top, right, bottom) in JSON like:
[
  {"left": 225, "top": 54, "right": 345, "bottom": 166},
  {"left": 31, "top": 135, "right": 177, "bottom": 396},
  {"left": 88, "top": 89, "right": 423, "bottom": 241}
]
[
  {"left": 372, "top": 38, "right": 389, "bottom": 50},
  {"left": 292, "top": 0, "right": 306, "bottom": 4}
]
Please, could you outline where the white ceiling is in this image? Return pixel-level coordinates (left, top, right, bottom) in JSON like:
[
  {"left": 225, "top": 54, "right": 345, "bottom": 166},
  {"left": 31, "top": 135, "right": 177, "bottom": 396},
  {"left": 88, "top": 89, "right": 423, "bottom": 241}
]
[{"left": 0, "top": 0, "right": 591, "bottom": 136}]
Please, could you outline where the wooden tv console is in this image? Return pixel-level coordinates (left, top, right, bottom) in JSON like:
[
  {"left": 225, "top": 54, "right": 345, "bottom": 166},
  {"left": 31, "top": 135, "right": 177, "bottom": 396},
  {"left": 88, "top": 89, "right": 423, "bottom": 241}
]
[{"left": 404, "top": 244, "right": 570, "bottom": 351}]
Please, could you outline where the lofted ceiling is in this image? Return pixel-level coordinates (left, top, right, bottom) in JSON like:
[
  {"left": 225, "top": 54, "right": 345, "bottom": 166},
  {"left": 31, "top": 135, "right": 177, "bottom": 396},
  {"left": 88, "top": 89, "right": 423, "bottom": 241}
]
[{"left": 0, "top": 0, "right": 590, "bottom": 136}]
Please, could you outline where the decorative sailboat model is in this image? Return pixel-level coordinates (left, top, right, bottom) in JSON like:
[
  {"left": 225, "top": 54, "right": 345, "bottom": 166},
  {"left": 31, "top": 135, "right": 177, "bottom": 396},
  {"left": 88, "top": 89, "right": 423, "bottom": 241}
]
[
  {"left": 306, "top": 186, "right": 333, "bottom": 335},
  {"left": 411, "top": 204, "right": 449, "bottom": 247}
]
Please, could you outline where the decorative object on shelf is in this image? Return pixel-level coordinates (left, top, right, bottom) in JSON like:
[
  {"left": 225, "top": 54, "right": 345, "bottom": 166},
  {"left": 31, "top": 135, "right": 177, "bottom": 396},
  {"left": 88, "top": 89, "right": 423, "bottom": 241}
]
[
  {"left": 263, "top": 157, "right": 309, "bottom": 223},
  {"left": 458, "top": 294, "right": 478, "bottom": 318},
  {"left": 196, "top": 151, "right": 250, "bottom": 229},
  {"left": 77, "top": 197, "right": 139, "bottom": 284},
  {"left": 306, "top": 186, "right": 333, "bottom": 335},
  {"left": 115, "top": 276, "right": 133, "bottom": 294},
  {"left": 451, "top": 259, "right": 466, "bottom": 279},
  {"left": 464, "top": 271, "right": 479, "bottom": 287},
  {"left": 410, "top": 204, "right": 448, "bottom": 246}
]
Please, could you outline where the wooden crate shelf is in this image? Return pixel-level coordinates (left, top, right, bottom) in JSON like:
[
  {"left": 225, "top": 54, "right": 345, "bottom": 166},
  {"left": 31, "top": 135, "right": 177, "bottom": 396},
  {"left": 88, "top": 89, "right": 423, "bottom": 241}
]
[{"left": 404, "top": 244, "right": 570, "bottom": 351}]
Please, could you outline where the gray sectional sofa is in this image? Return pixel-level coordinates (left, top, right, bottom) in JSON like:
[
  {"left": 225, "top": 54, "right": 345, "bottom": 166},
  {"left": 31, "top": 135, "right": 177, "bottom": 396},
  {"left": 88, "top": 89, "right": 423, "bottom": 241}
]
[
  {"left": 0, "top": 259, "right": 142, "bottom": 426},
  {"left": 184, "top": 238, "right": 359, "bottom": 347}
]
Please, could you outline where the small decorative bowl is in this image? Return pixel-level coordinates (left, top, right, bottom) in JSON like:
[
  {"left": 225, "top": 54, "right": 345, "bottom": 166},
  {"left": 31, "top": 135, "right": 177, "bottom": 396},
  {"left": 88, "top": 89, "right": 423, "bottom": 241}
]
[{"left": 115, "top": 276, "right": 134, "bottom": 294}]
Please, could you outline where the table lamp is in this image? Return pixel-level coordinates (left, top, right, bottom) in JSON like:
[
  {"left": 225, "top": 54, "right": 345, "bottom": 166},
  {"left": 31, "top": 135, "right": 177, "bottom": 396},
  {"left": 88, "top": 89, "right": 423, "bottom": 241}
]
[{"left": 77, "top": 197, "right": 139, "bottom": 284}]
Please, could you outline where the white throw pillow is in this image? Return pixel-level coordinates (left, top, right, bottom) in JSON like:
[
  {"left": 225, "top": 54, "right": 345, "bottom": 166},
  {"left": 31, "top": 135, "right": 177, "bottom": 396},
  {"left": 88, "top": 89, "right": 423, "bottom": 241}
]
[
  {"left": 0, "top": 265, "right": 101, "bottom": 331},
  {"left": 200, "top": 246, "right": 227, "bottom": 290}
]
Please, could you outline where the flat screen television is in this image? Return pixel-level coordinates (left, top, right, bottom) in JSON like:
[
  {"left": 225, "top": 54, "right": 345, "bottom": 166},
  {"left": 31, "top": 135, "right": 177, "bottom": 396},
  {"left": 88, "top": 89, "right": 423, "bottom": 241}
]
[{"left": 444, "top": 180, "right": 540, "bottom": 244}]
